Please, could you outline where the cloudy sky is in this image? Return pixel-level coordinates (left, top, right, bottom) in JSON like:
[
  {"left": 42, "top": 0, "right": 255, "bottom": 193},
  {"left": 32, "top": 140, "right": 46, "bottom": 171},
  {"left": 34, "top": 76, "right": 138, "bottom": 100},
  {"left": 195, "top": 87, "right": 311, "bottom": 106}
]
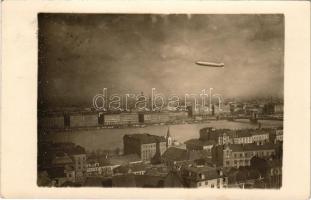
[{"left": 38, "top": 14, "right": 284, "bottom": 108}]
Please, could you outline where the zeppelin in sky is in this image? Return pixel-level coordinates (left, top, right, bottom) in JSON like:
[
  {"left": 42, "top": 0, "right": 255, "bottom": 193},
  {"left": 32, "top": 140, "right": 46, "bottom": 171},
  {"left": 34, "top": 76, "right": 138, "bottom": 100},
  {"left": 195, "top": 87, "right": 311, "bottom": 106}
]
[{"left": 195, "top": 61, "right": 225, "bottom": 68}]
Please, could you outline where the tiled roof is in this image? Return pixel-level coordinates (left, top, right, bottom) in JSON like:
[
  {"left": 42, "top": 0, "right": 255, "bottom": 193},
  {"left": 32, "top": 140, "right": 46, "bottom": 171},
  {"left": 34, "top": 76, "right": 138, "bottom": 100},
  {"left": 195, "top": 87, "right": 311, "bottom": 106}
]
[
  {"left": 124, "top": 133, "right": 166, "bottom": 144},
  {"left": 188, "top": 150, "right": 212, "bottom": 161},
  {"left": 51, "top": 153, "right": 73, "bottom": 165},
  {"left": 184, "top": 139, "right": 216, "bottom": 146},
  {"left": 162, "top": 147, "right": 188, "bottom": 162},
  {"left": 66, "top": 145, "right": 86, "bottom": 155}
]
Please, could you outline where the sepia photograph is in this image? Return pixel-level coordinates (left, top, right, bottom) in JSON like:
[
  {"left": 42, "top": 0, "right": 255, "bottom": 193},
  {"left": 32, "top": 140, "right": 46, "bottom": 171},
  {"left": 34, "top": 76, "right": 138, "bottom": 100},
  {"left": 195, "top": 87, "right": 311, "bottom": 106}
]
[{"left": 37, "top": 13, "right": 284, "bottom": 188}]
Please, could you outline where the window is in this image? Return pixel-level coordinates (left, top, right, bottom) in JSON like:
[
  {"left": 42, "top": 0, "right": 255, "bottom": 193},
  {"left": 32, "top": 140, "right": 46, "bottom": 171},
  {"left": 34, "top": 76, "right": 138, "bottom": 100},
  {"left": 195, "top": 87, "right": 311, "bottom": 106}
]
[
  {"left": 198, "top": 182, "right": 201, "bottom": 187},
  {"left": 211, "top": 184, "right": 214, "bottom": 188},
  {"left": 234, "top": 160, "right": 237, "bottom": 164},
  {"left": 205, "top": 181, "right": 208, "bottom": 185}
]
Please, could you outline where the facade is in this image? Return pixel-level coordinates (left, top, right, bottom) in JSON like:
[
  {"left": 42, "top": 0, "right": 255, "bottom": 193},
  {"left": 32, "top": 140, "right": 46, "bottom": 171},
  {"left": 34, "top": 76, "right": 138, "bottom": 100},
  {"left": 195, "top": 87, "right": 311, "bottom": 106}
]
[
  {"left": 218, "top": 132, "right": 232, "bottom": 145},
  {"left": 143, "top": 112, "right": 170, "bottom": 124},
  {"left": 233, "top": 130, "right": 254, "bottom": 144},
  {"left": 70, "top": 113, "right": 98, "bottom": 127},
  {"left": 123, "top": 134, "right": 167, "bottom": 162},
  {"left": 86, "top": 154, "right": 142, "bottom": 177},
  {"left": 275, "top": 128, "right": 283, "bottom": 142},
  {"left": 120, "top": 113, "right": 139, "bottom": 125},
  {"left": 39, "top": 115, "right": 65, "bottom": 129},
  {"left": 266, "top": 159, "right": 282, "bottom": 188},
  {"left": 252, "top": 130, "right": 270, "bottom": 145},
  {"left": 213, "top": 143, "right": 276, "bottom": 168},
  {"left": 181, "top": 166, "right": 228, "bottom": 188},
  {"left": 71, "top": 154, "right": 87, "bottom": 181},
  {"left": 103, "top": 114, "right": 121, "bottom": 125},
  {"left": 184, "top": 139, "right": 215, "bottom": 152},
  {"left": 113, "top": 163, "right": 147, "bottom": 176}
]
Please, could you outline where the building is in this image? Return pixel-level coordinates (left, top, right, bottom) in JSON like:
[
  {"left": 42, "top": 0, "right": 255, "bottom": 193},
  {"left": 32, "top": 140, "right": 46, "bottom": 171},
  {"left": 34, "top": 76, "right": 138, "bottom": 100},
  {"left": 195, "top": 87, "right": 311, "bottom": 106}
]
[
  {"left": 233, "top": 130, "right": 253, "bottom": 144},
  {"left": 161, "top": 147, "right": 212, "bottom": 169},
  {"left": 143, "top": 112, "right": 171, "bottom": 124},
  {"left": 51, "top": 152, "right": 74, "bottom": 167},
  {"left": 38, "top": 114, "right": 65, "bottom": 129},
  {"left": 47, "top": 166, "right": 75, "bottom": 187},
  {"left": 275, "top": 128, "right": 283, "bottom": 142},
  {"left": 67, "top": 146, "right": 87, "bottom": 182},
  {"left": 266, "top": 159, "right": 282, "bottom": 188},
  {"left": 181, "top": 166, "right": 228, "bottom": 188},
  {"left": 199, "top": 127, "right": 271, "bottom": 146},
  {"left": 113, "top": 163, "right": 148, "bottom": 176},
  {"left": 184, "top": 139, "right": 215, "bottom": 152},
  {"left": 251, "top": 130, "right": 270, "bottom": 145},
  {"left": 165, "top": 127, "right": 172, "bottom": 148},
  {"left": 103, "top": 113, "right": 121, "bottom": 125},
  {"left": 120, "top": 113, "right": 139, "bottom": 125},
  {"left": 161, "top": 147, "right": 189, "bottom": 168},
  {"left": 69, "top": 113, "right": 98, "bottom": 127},
  {"left": 123, "top": 134, "right": 167, "bottom": 162},
  {"left": 212, "top": 143, "right": 276, "bottom": 168},
  {"left": 199, "top": 127, "right": 234, "bottom": 145},
  {"left": 86, "top": 154, "right": 142, "bottom": 177}
]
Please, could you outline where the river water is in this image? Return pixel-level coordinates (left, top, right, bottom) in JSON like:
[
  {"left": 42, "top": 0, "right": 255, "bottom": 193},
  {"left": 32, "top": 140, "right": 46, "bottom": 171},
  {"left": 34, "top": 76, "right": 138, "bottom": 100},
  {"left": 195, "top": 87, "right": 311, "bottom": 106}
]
[{"left": 41, "top": 119, "right": 282, "bottom": 151}]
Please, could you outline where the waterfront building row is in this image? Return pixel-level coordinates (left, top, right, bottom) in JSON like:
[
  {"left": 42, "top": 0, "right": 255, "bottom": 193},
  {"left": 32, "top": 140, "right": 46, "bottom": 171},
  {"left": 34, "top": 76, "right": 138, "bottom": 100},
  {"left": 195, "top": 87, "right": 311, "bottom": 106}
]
[{"left": 38, "top": 111, "right": 189, "bottom": 129}]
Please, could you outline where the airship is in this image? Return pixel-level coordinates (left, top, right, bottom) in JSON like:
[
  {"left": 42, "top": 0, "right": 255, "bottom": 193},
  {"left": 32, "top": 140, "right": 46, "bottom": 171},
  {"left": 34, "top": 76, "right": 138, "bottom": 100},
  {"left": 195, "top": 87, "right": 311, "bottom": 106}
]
[{"left": 195, "top": 61, "right": 225, "bottom": 68}]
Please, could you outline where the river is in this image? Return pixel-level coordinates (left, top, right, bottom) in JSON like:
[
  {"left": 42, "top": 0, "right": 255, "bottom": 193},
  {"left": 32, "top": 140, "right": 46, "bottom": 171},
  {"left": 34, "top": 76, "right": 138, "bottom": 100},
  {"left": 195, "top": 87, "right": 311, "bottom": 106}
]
[{"left": 41, "top": 119, "right": 283, "bottom": 151}]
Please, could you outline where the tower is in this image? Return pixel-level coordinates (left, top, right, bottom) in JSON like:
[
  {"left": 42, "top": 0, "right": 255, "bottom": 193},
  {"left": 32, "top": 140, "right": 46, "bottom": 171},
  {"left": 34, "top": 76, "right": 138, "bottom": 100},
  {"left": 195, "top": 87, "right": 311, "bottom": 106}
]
[{"left": 166, "top": 127, "right": 172, "bottom": 147}]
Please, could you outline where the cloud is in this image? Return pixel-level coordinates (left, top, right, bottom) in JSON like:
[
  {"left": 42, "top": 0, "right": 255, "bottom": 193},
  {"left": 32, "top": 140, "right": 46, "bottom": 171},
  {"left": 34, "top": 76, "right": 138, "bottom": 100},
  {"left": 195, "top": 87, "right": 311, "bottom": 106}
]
[{"left": 38, "top": 14, "right": 284, "bottom": 108}]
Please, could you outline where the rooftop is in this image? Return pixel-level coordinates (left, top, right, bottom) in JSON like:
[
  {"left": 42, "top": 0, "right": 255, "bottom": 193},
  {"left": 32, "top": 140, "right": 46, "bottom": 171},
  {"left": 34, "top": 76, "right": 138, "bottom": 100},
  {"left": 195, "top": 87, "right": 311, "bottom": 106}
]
[
  {"left": 184, "top": 139, "right": 216, "bottom": 146},
  {"left": 162, "top": 147, "right": 188, "bottom": 162},
  {"left": 227, "top": 143, "right": 277, "bottom": 152}
]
